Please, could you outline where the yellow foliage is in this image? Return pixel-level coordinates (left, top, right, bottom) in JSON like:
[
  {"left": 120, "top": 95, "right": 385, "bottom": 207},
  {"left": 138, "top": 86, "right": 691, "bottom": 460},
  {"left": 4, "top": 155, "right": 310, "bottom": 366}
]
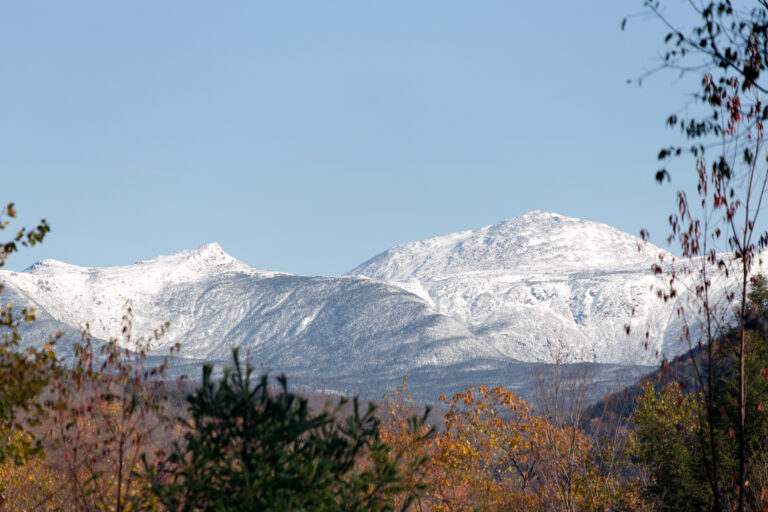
[
  {"left": 379, "top": 380, "right": 649, "bottom": 512},
  {"left": 0, "top": 433, "right": 66, "bottom": 511}
]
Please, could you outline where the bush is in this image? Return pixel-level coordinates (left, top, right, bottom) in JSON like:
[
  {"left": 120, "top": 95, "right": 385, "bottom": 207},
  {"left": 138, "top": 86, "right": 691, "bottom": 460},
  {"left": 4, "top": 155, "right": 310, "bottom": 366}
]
[{"left": 148, "top": 349, "right": 428, "bottom": 511}]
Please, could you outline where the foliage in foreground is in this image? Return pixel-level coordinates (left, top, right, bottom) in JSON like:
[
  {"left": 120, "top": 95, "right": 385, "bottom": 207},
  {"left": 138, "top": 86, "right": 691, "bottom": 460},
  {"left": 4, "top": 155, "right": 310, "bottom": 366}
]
[
  {"left": 147, "top": 349, "right": 431, "bottom": 512},
  {"left": 632, "top": 275, "right": 768, "bottom": 511},
  {"left": 0, "top": 203, "right": 55, "bottom": 465},
  {"left": 379, "top": 379, "right": 649, "bottom": 512},
  {"left": 627, "top": 0, "right": 768, "bottom": 509}
]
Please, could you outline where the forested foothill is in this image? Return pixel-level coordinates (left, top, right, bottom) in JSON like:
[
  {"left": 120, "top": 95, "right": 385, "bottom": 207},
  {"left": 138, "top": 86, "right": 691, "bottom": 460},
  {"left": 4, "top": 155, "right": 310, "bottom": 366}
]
[{"left": 7, "top": 0, "right": 768, "bottom": 510}]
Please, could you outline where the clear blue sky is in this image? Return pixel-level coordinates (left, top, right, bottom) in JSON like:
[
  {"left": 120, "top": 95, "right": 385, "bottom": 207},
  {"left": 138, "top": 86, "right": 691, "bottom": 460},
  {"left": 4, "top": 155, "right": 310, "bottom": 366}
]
[{"left": 2, "top": 1, "right": 702, "bottom": 276}]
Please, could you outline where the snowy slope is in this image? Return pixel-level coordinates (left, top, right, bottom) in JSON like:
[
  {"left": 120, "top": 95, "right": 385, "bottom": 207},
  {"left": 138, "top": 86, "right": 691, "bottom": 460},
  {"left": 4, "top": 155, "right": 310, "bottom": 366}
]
[
  {"left": 348, "top": 211, "right": 693, "bottom": 365},
  {"left": 0, "top": 243, "right": 502, "bottom": 381},
  {"left": 350, "top": 211, "right": 667, "bottom": 279},
  {"left": 0, "top": 212, "right": 751, "bottom": 402}
]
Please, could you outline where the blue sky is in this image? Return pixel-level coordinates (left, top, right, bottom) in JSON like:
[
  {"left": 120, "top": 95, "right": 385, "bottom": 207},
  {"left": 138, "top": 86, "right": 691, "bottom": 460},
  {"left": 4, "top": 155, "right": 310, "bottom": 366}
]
[{"left": 2, "top": 1, "right": 702, "bottom": 275}]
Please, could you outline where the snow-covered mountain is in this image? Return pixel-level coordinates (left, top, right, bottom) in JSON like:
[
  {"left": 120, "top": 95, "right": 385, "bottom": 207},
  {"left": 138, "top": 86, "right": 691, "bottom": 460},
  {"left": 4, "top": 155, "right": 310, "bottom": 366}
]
[
  {"left": 351, "top": 210, "right": 667, "bottom": 278},
  {"left": 1, "top": 243, "right": 501, "bottom": 377},
  {"left": 0, "top": 211, "right": 731, "bottom": 401},
  {"left": 349, "top": 211, "right": 683, "bottom": 365}
]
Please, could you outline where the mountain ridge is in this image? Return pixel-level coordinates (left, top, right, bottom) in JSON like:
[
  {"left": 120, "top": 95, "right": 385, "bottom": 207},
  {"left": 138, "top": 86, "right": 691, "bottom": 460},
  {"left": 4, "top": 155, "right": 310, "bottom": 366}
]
[{"left": 0, "top": 211, "right": 715, "bottom": 401}]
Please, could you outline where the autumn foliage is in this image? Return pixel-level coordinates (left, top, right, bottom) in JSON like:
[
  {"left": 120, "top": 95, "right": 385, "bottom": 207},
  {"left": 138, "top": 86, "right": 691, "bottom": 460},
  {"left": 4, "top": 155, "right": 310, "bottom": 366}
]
[
  {"left": 0, "top": 304, "right": 181, "bottom": 511},
  {"left": 379, "top": 380, "right": 648, "bottom": 512}
]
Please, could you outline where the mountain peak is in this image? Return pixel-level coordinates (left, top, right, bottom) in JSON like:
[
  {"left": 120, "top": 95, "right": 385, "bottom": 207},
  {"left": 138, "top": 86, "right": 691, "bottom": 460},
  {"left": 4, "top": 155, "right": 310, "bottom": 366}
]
[
  {"left": 21, "top": 242, "right": 239, "bottom": 279},
  {"left": 193, "top": 241, "right": 224, "bottom": 253},
  {"left": 349, "top": 211, "right": 669, "bottom": 281},
  {"left": 163, "top": 242, "right": 227, "bottom": 261},
  {"left": 519, "top": 209, "right": 560, "bottom": 218},
  {"left": 135, "top": 242, "right": 242, "bottom": 273},
  {"left": 23, "top": 258, "right": 80, "bottom": 274}
]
